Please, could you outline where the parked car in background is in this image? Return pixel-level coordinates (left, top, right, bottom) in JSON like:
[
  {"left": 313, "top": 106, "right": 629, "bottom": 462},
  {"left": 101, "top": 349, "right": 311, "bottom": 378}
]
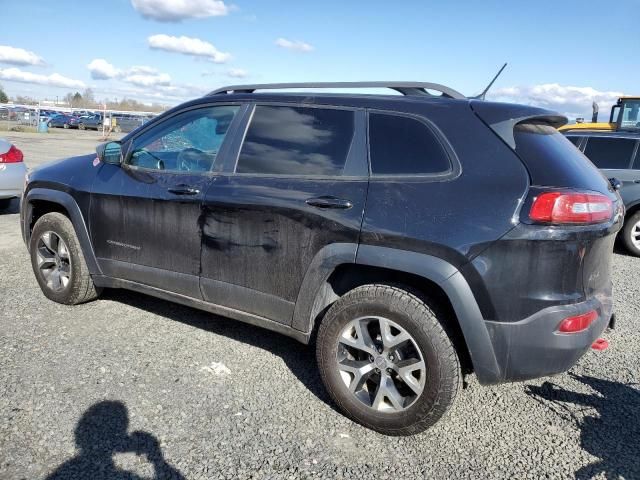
[
  {"left": 563, "top": 130, "right": 640, "bottom": 256},
  {"left": 48, "top": 114, "right": 79, "bottom": 129},
  {"left": 21, "top": 82, "right": 621, "bottom": 435},
  {"left": 0, "top": 138, "right": 27, "bottom": 210},
  {"left": 78, "top": 114, "right": 104, "bottom": 131}
]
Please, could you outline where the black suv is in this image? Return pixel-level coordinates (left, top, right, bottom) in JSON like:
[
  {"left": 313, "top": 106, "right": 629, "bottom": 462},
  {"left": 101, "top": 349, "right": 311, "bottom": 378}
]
[
  {"left": 564, "top": 131, "right": 640, "bottom": 256},
  {"left": 20, "top": 82, "right": 622, "bottom": 435}
]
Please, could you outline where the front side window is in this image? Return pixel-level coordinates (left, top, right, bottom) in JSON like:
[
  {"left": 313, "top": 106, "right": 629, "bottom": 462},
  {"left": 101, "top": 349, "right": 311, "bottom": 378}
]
[
  {"left": 236, "top": 105, "right": 354, "bottom": 176},
  {"left": 583, "top": 137, "right": 636, "bottom": 169},
  {"left": 128, "top": 105, "right": 239, "bottom": 172},
  {"left": 368, "top": 113, "right": 451, "bottom": 175}
]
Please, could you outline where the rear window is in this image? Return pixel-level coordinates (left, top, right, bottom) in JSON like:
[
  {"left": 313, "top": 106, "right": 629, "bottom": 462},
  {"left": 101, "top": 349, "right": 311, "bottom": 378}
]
[
  {"left": 368, "top": 113, "right": 451, "bottom": 175},
  {"left": 236, "top": 105, "right": 354, "bottom": 176},
  {"left": 513, "top": 123, "right": 610, "bottom": 192},
  {"left": 583, "top": 137, "right": 636, "bottom": 169}
]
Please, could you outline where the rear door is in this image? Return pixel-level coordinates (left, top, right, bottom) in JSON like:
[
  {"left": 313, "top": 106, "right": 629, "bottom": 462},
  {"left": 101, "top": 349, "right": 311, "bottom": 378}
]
[
  {"left": 583, "top": 135, "right": 640, "bottom": 206},
  {"left": 90, "top": 103, "right": 242, "bottom": 297},
  {"left": 200, "top": 103, "right": 368, "bottom": 325}
]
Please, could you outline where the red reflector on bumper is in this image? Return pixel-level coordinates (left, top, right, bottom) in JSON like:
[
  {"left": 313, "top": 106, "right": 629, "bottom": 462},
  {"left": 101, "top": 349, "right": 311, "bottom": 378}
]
[
  {"left": 558, "top": 310, "right": 598, "bottom": 333},
  {"left": 591, "top": 338, "right": 609, "bottom": 351}
]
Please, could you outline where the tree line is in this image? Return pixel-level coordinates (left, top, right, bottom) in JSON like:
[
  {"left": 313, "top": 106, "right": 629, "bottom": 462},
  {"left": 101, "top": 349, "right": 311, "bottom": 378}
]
[{"left": 0, "top": 84, "right": 166, "bottom": 113}]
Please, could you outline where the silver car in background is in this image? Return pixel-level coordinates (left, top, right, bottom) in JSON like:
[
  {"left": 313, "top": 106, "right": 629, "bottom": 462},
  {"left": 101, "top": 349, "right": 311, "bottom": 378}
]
[{"left": 0, "top": 138, "right": 27, "bottom": 210}]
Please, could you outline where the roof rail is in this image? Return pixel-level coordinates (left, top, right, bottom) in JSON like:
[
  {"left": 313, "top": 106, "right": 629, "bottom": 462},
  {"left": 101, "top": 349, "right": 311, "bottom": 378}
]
[{"left": 207, "top": 82, "right": 465, "bottom": 99}]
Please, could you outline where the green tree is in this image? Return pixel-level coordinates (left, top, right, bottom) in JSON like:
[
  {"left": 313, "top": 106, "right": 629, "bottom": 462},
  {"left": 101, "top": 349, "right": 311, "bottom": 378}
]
[{"left": 0, "top": 85, "right": 8, "bottom": 104}]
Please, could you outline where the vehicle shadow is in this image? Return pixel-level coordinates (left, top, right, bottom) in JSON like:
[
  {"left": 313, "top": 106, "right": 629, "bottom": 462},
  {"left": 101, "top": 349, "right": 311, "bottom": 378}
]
[
  {"left": 102, "top": 289, "right": 334, "bottom": 409},
  {"left": 526, "top": 373, "right": 640, "bottom": 480},
  {"left": 46, "top": 400, "right": 185, "bottom": 480}
]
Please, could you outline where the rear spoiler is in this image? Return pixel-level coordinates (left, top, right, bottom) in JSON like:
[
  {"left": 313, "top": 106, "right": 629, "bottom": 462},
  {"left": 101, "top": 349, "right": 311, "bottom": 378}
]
[{"left": 470, "top": 100, "right": 567, "bottom": 149}]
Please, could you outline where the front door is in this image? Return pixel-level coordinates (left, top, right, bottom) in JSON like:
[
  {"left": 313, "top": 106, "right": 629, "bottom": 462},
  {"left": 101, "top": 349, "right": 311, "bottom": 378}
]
[
  {"left": 200, "top": 104, "right": 368, "bottom": 324},
  {"left": 90, "top": 104, "right": 242, "bottom": 298}
]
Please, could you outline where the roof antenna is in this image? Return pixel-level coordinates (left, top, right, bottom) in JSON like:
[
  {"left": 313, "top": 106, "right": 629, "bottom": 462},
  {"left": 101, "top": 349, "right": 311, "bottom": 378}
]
[{"left": 474, "top": 63, "right": 507, "bottom": 100}]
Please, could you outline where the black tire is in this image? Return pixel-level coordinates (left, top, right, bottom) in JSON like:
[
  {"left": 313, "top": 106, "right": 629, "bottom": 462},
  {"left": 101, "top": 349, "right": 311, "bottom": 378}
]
[
  {"left": 78, "top": 123, "right": 85, "bottom": 130},
  {"left": 622, "top": 211, "right": 640, "bottom": 257},
  {"left": 30, "top": 212, "right": 101, "bottom": 305},
  {"left": 316, "top": 284, "right": 460, "bottom": 436},
  {"left": 0, "top": 198, "right": 12, "bottom": 210}
]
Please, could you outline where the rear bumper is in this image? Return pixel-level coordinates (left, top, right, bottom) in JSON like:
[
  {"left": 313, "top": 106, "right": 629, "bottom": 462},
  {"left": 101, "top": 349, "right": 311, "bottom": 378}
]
[
  {"left": 480, "top": 294, "right": 612, "bottom": 384},
  {"left": 0, "top": 162, "right": 27, "bottom": 199}
]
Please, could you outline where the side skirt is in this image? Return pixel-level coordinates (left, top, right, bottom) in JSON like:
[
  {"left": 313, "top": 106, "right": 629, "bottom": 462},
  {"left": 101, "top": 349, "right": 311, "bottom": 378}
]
[{"left": 92, "top": 275, "right": 311, "bottom": 344}]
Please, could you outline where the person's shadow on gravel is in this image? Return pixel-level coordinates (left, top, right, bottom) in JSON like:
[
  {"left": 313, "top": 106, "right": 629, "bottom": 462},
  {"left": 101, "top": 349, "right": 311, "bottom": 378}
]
[
  {"left": 526, "top": 373, "right": 640, "bottom": 480},
  {"left": 46, "top": 400, "right": 185, "bottom": 480}
]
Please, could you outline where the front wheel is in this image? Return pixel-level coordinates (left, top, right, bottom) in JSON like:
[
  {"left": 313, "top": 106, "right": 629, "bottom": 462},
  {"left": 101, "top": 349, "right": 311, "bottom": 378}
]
[
  {"left": 316, "top": 284, "right": 460, "bottom": 435},
  {"left": 78, "top": 123, "right": 85, "bottom": 130},
  {"left": 63, "top": 123, "right": 69, "bottom": 129},
  {"left": 622, "top": 211, "right": 640, "bottom": 257},
  {"left": 30, "top": 212, "right": 101, "bottom": 305}
]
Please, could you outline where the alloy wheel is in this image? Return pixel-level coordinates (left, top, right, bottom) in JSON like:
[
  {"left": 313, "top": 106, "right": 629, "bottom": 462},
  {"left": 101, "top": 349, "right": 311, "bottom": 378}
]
[
  {"left": 36, "top": 231, "right": 71, "bottom": 292},
  {"left": 336, "top": 316, "right": 426, "bottom": 412},
  {"left": 631, "top": 219, "right": 640, "bottom": 250}
]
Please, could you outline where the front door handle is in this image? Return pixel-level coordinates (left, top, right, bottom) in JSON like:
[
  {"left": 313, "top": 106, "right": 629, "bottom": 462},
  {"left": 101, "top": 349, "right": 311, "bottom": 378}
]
[
  {"left": 168, "top": 185, "right": 200, "bottom": 195},
  {"left": 306, "top": 196, "right": 353, "bottom": 209}
]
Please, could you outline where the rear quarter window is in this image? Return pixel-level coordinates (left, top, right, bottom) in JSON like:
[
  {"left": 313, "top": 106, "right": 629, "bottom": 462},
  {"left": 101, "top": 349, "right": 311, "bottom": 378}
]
[{"left": 368, "top": 113, "right": 451, "bottom": 175}]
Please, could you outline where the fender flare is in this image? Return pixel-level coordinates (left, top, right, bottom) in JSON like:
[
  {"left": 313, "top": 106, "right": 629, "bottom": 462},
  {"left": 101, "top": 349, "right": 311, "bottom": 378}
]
[
  {"left": 293, "top": 243, "right": 502, "bottom": 384},
  {"left": 24, "top": 188, "right": 101, "bottom": 275}
]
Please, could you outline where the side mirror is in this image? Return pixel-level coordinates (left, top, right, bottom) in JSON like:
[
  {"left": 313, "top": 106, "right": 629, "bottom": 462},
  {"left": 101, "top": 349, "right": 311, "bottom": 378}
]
[{"left": 97, "top": 141, "right": 122, "bottom": 165}]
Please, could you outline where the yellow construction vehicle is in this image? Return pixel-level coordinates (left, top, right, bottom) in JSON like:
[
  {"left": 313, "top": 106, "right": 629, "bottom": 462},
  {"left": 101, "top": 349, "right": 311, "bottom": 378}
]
[{"left": 559, "top": 96, "right": 640, "bottom": 132}]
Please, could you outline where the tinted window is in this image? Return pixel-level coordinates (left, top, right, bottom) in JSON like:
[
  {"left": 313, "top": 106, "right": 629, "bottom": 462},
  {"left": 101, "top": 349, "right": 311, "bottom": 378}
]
[
  {"left": 566, "top": 136, "right": 583, "bottom": 147},
  {"left": 129, "top": 105, "right": 239, "bottom": 172},
  {"left": 513, "top": 123, "right": 610, "bottom": 192},
  {"left": 369, "top": 113, "right": 450, "bottom": 175},
  {"left": 236, "top": 106, "right": 354, "bottom": 175},
  {"left": 584, "top": 137, "right": 636, "bottom": 169}
]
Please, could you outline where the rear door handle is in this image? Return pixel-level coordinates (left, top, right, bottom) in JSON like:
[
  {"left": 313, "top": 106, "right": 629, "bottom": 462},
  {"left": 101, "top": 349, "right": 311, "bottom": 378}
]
[
  {"left": 168, "top": 185, "right": 200, "bottom": 195},
  {"left": 305, "top": 196, "right": 353, "bottom": 209}
]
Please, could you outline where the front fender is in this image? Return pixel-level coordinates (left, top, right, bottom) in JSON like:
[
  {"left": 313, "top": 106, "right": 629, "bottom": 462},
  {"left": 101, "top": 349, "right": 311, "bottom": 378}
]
[{"left": 23, "top": 188, "right": 101, "bottom": 275}]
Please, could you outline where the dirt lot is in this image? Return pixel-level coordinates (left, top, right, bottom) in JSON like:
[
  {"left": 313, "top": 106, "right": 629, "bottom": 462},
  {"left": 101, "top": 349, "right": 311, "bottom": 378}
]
[{"left": 1, "top": 132, "right": 639, "bottom": 479}]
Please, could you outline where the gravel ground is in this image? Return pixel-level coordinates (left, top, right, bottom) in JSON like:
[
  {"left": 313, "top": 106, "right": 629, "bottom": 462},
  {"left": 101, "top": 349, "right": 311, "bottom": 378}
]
[{"left": 1, "top": 133, "right": 639, "bottom": 479}]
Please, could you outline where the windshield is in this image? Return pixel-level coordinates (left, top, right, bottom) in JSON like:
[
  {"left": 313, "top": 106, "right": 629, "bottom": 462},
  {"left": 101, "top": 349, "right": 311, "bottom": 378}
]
[{"left": 619, "top": 100, "right": 640, "bottom": 130}]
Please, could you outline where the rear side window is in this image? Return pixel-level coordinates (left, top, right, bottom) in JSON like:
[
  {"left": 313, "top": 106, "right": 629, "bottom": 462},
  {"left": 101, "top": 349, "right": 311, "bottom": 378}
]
[
  {"left": 566, "top": 136, "right": 583, "bottom": 147},
  {"left": 236, "top": 105, "right": 354, "bottom": 176},
  {"left": 583, "top": 137, "right": 636, "bottom": 169},
  {"left": 513, "top": 123, "right": 610, "bottom": 192},
  {"left": 368, "top": 113, "right": 450, "bottom": 175}
]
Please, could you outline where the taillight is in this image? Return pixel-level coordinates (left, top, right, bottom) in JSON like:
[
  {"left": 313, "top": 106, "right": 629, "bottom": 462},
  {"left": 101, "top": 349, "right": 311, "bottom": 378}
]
[
  {"left": 0, "top": 145, "right": 23, "bottom": 163},
  {"left": 529, "top": 191, "right": 613, "bottom": 224},
  {"left": 557, "top": 310, "right": 598, "bottom": 333}
]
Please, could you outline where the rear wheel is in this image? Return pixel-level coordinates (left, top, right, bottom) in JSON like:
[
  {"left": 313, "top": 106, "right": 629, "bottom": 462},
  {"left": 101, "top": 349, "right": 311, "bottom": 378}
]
[
  {"left": 78, "top": 123, "right": 85, "bottom": 130},
  {"left": 622, "top": 211, "right": 640, "bottom": 257},
  {"left": 316, "top": 284, "right": 460, "bottom": 435},
  {"left": 30, "top": 212, "right": 101, "bottom": 304},
  {"left": 63, "top": 123, "right": 69, "bottom": 129}
]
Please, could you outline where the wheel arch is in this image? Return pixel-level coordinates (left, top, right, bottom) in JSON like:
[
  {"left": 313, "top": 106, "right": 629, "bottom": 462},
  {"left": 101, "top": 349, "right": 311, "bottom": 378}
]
[
  {"left": 23, "top": 188, "right": 101, "bottom": 275},
  {"left": 293, "top": 244, "right": 503, "bottom": 384}
]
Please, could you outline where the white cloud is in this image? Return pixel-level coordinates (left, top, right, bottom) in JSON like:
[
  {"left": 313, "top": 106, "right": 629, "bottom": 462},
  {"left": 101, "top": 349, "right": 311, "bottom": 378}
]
[
  {"left": 87, "top": 59, "right": 121, "bottom": 79},
  {"left": 124, "top": 72, "right": 172, "bottom": 87},
  {"left": 226, "top": 68, "right": 248, "bottom": 78},
  {"left": 131, "top": 0, "right": 229, "bottom": 22},
  {"left": 148, "top": 34, "right": 231, "bottom": 63},
  {"left": 275, "top": 38, "right": 314, "bottom": 53},
  {"left": 0, "top": 45, "right": 45, "bottom": 66},
  {"left": 87, "top": 59, "right": 172, "bottom": 87},
  {"left": 0, "top": 67, "right": 85, "bottom": 89},
  {"left": 488, "top": 83, "right": 625, "bottom": 119}
]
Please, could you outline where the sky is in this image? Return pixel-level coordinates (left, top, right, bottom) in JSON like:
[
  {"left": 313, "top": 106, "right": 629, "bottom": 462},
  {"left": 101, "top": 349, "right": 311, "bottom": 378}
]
[{"left": 0, "top": 0, "right": 638, "bottom": 119}]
